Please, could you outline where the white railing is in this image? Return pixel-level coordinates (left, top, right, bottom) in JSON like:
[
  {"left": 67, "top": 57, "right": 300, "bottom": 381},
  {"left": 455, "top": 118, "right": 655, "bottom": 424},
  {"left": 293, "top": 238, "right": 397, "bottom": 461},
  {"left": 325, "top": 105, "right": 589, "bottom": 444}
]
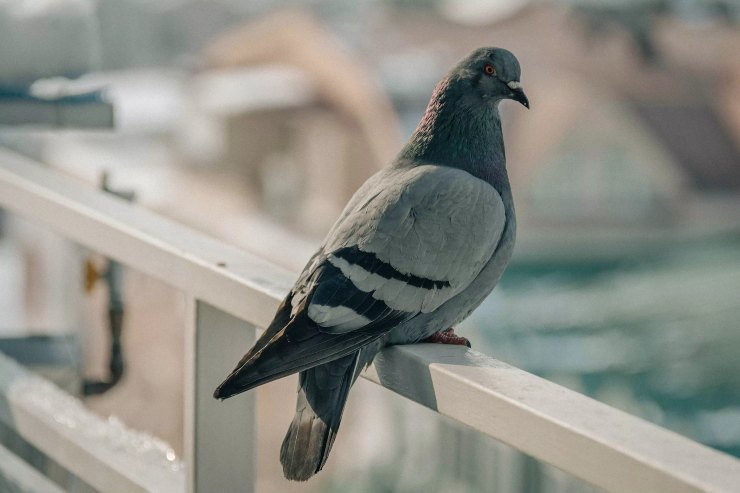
[
  {"left": 0, "top": 147, "right": 739, "bottom": 493},
  {"left": 0, "top": 352, "right": 184, "bottom": 493}
]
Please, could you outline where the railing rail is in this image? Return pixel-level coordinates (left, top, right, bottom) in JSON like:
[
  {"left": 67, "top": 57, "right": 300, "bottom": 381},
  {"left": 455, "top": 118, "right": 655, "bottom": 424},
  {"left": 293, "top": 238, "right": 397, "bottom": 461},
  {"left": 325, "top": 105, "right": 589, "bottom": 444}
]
[
  {"left": 1, "top": 147, "right": 739, "bottom": 493},
  {"left": 0, "top": 353, "right": 184, "bottom": 493}
]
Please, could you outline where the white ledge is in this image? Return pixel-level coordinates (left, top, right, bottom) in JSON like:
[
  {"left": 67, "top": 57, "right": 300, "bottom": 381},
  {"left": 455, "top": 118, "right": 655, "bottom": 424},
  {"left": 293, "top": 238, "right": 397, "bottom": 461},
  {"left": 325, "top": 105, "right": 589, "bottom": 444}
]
[
  {"left": 0, "top": 442, "right": 67, "bottom": 493},
  {"left": 1, "top": 148, "right": 739, "bottom": 493},
  {"left": 365, "top": 345, "right": 740, "bottom": 493},
  {"left": 0, "top": 147, "right": 295, "bottom": 328},
  {"left": 0, "top": 353, "right": 184, "bottom": 493}
]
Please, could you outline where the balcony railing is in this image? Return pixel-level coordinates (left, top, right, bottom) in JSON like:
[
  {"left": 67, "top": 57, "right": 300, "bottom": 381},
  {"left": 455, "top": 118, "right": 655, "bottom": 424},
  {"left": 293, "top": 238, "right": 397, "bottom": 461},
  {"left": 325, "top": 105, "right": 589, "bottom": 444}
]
[{"left": 0, "top": 147, "right": 738, "bottom": 493}]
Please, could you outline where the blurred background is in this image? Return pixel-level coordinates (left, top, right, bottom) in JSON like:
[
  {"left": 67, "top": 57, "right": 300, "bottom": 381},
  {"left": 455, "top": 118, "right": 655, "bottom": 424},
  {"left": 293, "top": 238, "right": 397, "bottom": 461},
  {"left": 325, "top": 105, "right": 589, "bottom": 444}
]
[{"left": 0, "top": 0, "right": 739, "bottom": 491}]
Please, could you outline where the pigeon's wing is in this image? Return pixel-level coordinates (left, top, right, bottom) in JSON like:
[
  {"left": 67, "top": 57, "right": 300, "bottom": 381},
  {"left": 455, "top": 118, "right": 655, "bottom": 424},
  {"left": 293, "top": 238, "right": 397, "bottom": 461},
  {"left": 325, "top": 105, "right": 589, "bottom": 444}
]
[
  {"left": 214, "top": 165, "right": 505, "bottom": 399},
  {"left": 318, "top": 164, "right": 506, "bottom": 319}
]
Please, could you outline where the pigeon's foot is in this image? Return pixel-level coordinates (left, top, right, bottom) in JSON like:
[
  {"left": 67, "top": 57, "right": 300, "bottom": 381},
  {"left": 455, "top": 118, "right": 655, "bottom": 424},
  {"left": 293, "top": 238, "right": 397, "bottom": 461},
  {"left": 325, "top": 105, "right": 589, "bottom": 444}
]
[{"left": 423, "top": 327, "right": 471, "bottom": 348}]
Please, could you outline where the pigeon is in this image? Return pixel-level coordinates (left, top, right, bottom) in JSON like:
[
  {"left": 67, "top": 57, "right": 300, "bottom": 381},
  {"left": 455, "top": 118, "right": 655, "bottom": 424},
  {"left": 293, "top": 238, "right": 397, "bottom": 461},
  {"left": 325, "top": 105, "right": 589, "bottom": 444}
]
[{"left": 214, "top": 46, "right": 528, "bottom": 481}]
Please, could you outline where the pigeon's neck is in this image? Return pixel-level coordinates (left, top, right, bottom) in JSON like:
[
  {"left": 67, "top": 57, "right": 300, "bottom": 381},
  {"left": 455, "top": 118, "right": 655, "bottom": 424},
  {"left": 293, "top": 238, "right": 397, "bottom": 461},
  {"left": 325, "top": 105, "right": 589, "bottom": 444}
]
[{"left": 398, "top": 77, "right": 509, "bottom": 190}]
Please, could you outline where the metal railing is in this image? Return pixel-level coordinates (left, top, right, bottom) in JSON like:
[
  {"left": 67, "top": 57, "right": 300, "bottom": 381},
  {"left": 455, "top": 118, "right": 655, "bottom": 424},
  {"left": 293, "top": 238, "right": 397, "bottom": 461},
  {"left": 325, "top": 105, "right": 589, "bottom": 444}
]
[{"left": 0, "top": 147, "right": 738, "bottom": 493}]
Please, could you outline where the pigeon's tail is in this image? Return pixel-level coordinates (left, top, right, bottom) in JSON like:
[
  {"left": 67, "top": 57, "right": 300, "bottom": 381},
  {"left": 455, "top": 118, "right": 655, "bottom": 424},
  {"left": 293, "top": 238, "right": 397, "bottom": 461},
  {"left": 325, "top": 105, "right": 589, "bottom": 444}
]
[{"left": 280, "top": 351, "right": 359, "bottom": 481}]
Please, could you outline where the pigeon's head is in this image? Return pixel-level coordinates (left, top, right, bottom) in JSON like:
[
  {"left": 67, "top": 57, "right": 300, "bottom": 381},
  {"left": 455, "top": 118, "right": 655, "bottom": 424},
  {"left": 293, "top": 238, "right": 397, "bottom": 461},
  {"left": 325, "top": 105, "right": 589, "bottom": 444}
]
[{"left": 450, "top": 47, "right": 529, "bottom": 109}]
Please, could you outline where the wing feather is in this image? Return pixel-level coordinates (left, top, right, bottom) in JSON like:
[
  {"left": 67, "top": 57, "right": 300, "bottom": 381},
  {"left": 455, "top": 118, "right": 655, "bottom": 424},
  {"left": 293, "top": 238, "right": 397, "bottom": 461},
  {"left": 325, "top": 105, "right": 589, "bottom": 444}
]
[{"left": 215, "top": 165, "right": 506, "bottom": 398}]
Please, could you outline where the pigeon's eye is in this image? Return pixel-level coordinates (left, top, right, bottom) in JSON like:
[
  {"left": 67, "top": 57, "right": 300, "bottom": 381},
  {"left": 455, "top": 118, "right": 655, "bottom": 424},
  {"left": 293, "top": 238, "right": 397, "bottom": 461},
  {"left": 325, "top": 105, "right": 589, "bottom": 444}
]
[{"left": 484, "top": 64, "right": 496, "bottom": 76}]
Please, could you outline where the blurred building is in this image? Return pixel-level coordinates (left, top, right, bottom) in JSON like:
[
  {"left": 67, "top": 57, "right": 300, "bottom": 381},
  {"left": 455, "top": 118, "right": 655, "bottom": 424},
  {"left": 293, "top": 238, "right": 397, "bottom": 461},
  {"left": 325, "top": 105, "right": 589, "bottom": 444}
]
[
  {"left": 364, "top": 2, "right": 740, "bottom": 262},
  {"left": 192, "top": 10, "right": 403, "bottom": 235}
]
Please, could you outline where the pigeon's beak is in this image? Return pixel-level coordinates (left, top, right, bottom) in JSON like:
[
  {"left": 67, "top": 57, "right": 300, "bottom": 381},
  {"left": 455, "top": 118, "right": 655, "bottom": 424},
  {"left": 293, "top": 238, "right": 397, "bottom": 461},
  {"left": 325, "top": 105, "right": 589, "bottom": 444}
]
[{"left": 507, "top": 81, "right": 529, "bottom": 109}]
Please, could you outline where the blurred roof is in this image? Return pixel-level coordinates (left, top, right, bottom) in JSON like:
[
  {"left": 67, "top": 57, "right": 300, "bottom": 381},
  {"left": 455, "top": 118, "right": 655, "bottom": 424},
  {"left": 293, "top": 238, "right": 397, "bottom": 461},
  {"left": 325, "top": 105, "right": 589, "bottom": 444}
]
[
  {"left": 634, "top": 102, "right": 740, "bottom": 190},
  {"left": 200, "top": 10, "right": 402, "bottom": 168}
]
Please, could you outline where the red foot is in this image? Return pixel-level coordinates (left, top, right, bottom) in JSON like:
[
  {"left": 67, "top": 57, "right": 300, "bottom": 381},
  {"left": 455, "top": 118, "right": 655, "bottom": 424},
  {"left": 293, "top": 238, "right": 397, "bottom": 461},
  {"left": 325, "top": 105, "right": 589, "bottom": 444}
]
[{"left": 423, "top": 327, "right": 471, "bottom": 348}]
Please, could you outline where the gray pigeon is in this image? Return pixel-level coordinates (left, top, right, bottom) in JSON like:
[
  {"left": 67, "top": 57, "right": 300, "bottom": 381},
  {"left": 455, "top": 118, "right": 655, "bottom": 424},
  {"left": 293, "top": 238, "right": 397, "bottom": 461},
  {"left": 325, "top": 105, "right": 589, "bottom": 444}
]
[{"left": 214, "top": 47, "right": 528, "bottom": 481}]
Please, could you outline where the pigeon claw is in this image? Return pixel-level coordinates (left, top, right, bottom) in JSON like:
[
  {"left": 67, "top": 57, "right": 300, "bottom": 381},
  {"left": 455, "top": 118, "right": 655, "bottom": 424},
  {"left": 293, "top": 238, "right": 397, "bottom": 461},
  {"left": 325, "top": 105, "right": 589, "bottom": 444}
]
[{"left": 422, "top": 327, "right": 471, "bottom": 348}]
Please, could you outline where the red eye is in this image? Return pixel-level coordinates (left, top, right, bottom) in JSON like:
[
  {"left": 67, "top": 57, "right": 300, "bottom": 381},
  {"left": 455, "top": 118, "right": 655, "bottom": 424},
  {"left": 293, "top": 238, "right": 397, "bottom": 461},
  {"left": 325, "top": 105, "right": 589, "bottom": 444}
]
[{"left": 484, "top": 64, "right": 496, "bottom": 75}]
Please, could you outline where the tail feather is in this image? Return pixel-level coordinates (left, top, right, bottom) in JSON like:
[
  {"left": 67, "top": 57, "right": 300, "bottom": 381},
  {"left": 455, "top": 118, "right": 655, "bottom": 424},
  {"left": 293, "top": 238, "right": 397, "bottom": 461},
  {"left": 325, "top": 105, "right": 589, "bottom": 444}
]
[
  {"left": 213, "top": 307, "right": 384, "bottom": 400},
  {"left": 280, "top": 351, "right": 359, "bottom": 481}
]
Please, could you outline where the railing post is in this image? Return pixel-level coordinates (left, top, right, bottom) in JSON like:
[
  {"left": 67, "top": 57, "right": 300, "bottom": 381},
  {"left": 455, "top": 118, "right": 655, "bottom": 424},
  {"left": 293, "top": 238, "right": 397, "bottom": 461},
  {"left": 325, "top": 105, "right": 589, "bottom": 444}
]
[{"left": 184, "top": 298, "right": 257, "bottom": 493}]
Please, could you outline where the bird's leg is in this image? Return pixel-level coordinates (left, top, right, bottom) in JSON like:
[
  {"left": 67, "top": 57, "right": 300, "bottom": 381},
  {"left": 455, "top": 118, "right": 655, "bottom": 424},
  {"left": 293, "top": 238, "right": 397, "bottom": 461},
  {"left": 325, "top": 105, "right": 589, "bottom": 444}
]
[{"left": 422, "top": 327, "right": 471, "bottom": 348}]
